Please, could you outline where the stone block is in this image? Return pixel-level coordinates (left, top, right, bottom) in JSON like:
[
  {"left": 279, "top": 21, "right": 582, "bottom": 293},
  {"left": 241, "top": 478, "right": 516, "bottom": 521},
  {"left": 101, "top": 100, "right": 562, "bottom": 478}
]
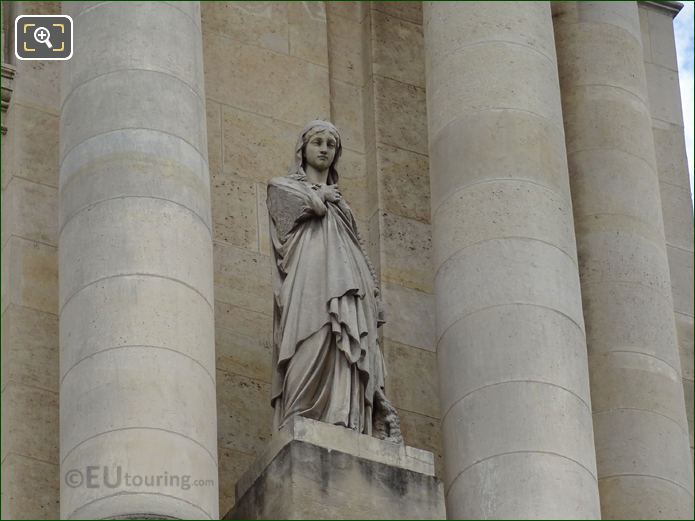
[
  {"left": 645, "top": 62, "right": 683, "bottom": 126},
  {"left": 660, "top": 182, "right": 694, "bottom": 251},
  {"left": 12, "top": 59, "right": 61, "bottom": 113},
  {"left": 593, "top": 409, "right": 692, "bottom": 492},
  {"left": 60, "top": 348, "right": 217, "bottom": 462},
  {"left": 589, "top": 351, "right": 687, "bottom": 430},
  {"left": 1, "top": 453, "right": 59, "bottom": 520},
  {"left": 442, "top": 381, "right": 596, "bottom": 489},
  {"left": 428, "top": 111, "right": 570, "bottom": 212},
  {"left": 570, "top": 150, "right": 663, "bottom": 235},
  {"left": 372, "top": 2, "right": 422, "bottom": 25},
  {"left": 563, "top": 87, "right": 655, "bottom": 169},
  {"left": 647, "top": 9, "right": 679, "bottom": 70},
  {"left": 376, "top": 143, "right": 430, "bottom": 223},
  {"left": 380, "top": 212, "right": 433, "bottom": 293},
  {"left": 397, "top": 409, "right": 443, "bottom": 478},
  {"left": 667, "top": 245, "right": 695, "bottom": 317},
  {"left": 216, "top": 369, "right": 273, "bottom": 456},
  {"left": 7, "top": 237, "right": 58, "bottom": 316},
  {"left": 652, "top": 123, "right": 691, "bottom": 189},
  {"left": 599, "top": 474, "right": 694, "bottom": 520},
  {"left": 288, "top": 1, "right": 328, "bottom": 67},
  {"left": 225, "top": 416, "right": 445, "bottom": 519},
  {"left": 216, "top": 326, "right": 272, "bottom": 383},
  {"left": 214, "top": 300, "right": 272, "bottom": 342},
  {"left": 437, "top": 304, "right": 590, "bottom": 416},
  {"left": 448, "top": 451, "right": 600, "bottom": 519},
  {"left": 330, "top": 80, "right": 368, "bottom": 154},
  {"left": 374, "top": 75, "right": 427, "bottom": 155},
  {"left": 426, "top": 2, "right": 552, "bottom": 72},
  {"left": 60, "top": 197, "right": 214, "bottom": 309},
  {"left": 433, "top": 179, "right": 577, "bottom": 271},
  {"left": 218, "top": 447, "right": 256, "bottom": 515},
  {"left": 222, "top": 105, "right": 299, "bottom": 184},
  {"left": 60, "top": 275, "right": 215, "bottom": 380},
  {"left": 382, "top": 339, "right": 439, "bottom": 418},
  {"left": 427, "top": 41, "right": 562, "bottom": 142},
  {"left": 435, "top": 238, "right": 584, "bottom": 340},
  {"left": 326, "top": 10, "right": 370, "bottom": 87},
  {"left": 2, "top": 305, "right": 58, "bottom": 393},
  {"left": 203, "top": 32, "right": 330, "bottom": 126},
  {"left": 555, "top": 22, "right": 647, "bottom": 102},
  {"left": 61, "top": 69, "right": 207, "bottom": 160},
  {"left": 327, "top": 2, "right": 368, "bottom": 23},
  {"left": 371, "top": 10, "right": 424, "bottom": 87},
  {"left": 201, "top": 2, "right": 289, "bottom": 55},
  {"left": 381, "top": 282, "right": 434, "bottom": 352},
  {"left": 582, "top": 280, "right": 681, "bottom": 370},
  {"left": 3, "top": 103, "right": 59, "bottom": 187},
  {"left": 684, "top": 378, "right": 694, "bottom": 449},
  {"left": 213, "top": 242, "right": 273, "bottom": 315},
  {"left": 211, "top": 171, "right": 258, "bottom": 249},
  {"left": 5, "top": 177, "right": 58, "bottom": 246},
  {"left": 2, "top": 383, "right": 59, "bottom": 464},
  {"left": 62, "top": 2, "right": 203, "bottom": 100}
]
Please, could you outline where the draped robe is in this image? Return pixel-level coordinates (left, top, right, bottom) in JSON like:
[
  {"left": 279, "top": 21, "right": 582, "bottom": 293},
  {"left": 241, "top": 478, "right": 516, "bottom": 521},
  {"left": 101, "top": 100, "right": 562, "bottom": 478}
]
[{"left": 267, "top": 176, "right": 386, "bottom": 434}]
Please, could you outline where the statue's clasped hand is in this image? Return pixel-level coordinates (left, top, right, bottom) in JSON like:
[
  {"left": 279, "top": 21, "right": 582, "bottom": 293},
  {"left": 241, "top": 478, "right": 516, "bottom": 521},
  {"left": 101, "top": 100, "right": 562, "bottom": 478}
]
[{"left": 316, "top": 184, "right": 342, "bottom": 204}]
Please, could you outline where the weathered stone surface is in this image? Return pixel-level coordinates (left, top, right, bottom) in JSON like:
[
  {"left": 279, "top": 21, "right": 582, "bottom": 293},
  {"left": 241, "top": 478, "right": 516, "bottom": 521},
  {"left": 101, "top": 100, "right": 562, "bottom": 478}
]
[
  {"left": 382, "top": 339, "right": 439, "bottom": 418},
  {"left": 660, "top": 182, "right": 694, "bottom": 251},
  {"left": 379, "top": 212, "right": 432, "bottom": 293},
  {"left": 218, "top": 447, "right": 256, "bottom": 516},
  {"left": 7, "top": 237, "right": 58, "bottom": 316},
  {"left": 397, "top": 409, "right": 443, "bottom": 478},
  {"left": 326, "top": 8, "right": 371, "bottom": 87},
  {"left": 222, "top": 105, "right": 299, "bottom": 183},
  {"left": 381, "top": 282, "right": 434, "bottom": 352},
  {"left": 226, "top": 416, "right": 444, "bottom": 520},
  {"left": 213, "top": 242, "right": 273, "bottom": 315},
  {"left": 206, "top": 100, "right": 223, "bottom": 177},
  {"left": 3, "top": 178, "right": 55, "bottom": 247},
  {"left": 216, "top": 369, "right": 273, "bottom": 456},
  {"left": 645, "top": 62, "right": 684, "bottom": 126},
  {"left": 376, "top": 143, "right": 430, "bottom": 223},
  {"left": 2, "top": 384, "right": 58, "bottom": 464},
  {"left": 202, "top": 2, "right": 289, "bottom": 55},
  {"left": 288, "top": 1, "right": 328, "bottom": 67},
  {"left": 211, "top": 172, "right": 258, "bottom": 249},
  {"left": 204, "top": 32, "right": 330, "bottom": 126},
  {"left": 2, "top": 103, "right": 59, "bottom": 188},
  {"left": 652, "top": 123, "right": 691, "bottom": 189},
  {"left": 374, "top": 75, "right": 427, "bottom": 155},
  {"left": 2, "top": 305, "right": 58, "bottom": 393},
  {"left": 647, "top": 8, "right": 679, "bottom": 70},
  {"left": 1, "top": 454, "right": 59, "bottom": 520},
  {"left": 216, "top": 326, "right": 272, "bottom": 383},
  {"left": 371, "top": 10, "right": 425, "bottom": 88},
  {"left": 372, "top": 2, "right": 422, "bottom": 25},
  {"left": 667, "top": 245, "right": 695, "bottom": 317}
]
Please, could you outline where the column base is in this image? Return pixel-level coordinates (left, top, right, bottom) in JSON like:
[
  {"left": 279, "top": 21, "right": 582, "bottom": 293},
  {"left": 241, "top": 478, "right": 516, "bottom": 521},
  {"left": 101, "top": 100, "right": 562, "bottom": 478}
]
[{"left": 224, "top": 416, "right": 445, "bottom": 520}]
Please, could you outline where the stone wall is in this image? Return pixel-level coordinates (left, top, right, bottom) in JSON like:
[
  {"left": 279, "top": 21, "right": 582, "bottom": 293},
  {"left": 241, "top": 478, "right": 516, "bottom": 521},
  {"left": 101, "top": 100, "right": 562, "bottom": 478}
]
[{"left": 1, "top": 2, "right": 61, "bottom": 518}]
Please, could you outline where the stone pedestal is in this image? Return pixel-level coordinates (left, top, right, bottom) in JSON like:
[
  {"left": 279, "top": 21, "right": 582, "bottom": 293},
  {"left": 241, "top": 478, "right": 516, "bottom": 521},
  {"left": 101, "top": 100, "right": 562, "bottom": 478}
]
[{"left": 225, "top": 417, "right": 445, "bottom": 520}]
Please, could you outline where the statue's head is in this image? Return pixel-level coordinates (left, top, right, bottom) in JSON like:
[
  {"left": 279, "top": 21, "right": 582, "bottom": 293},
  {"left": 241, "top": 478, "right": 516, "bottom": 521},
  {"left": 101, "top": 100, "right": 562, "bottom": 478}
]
[{"left": 288, "top": 120, "right": 342, "bottom": 184}]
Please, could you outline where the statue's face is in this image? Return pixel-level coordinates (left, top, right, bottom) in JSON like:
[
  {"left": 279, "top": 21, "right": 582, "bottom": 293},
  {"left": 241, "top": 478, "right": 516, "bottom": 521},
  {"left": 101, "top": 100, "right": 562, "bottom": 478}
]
[{"left": 303, "top": 129, "right": 337, "bottom": 172}]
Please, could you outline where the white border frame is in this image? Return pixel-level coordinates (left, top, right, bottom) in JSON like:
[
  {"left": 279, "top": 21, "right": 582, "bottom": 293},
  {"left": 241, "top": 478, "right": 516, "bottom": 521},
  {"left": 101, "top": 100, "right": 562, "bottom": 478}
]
[{"left": 15, "top": 14, "right": 73, "bottom": 61}]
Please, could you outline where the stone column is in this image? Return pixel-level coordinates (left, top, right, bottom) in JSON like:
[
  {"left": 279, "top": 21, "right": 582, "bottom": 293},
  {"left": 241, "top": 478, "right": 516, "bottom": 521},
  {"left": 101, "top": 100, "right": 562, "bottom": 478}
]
[
  {"left": 553, "top": 2, "right": 694, "bottom": 518},
  {"left": 424, "top": 2, "right": 600, "bottom": 518},
  {"left": 59, "top": 2, "right": 218, "bottom": 519}
]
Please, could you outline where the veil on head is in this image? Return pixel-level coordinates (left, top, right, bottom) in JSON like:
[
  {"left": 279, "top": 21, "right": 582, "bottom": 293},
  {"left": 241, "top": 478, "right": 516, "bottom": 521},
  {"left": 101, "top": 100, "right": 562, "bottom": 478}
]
[{"left": 287, "top": 120, "right": 342, "bottom": 185}]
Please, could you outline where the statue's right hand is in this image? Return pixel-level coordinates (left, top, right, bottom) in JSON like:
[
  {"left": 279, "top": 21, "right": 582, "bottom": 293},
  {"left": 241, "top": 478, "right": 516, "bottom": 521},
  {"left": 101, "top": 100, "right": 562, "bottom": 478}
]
[{"left": 319, "top": 184, "right": 342, "bottom": 203}]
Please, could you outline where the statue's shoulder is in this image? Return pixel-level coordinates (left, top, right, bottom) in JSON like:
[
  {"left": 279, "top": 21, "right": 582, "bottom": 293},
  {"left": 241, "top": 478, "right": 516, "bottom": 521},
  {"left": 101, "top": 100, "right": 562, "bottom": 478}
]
[{"left": 268, "top": 176, "right": 305, "bottom": 193}]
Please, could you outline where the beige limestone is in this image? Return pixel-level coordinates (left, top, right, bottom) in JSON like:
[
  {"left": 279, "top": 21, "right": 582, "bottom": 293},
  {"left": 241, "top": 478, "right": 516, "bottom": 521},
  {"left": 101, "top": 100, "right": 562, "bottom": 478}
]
[
  {"left": 554, "top": 2, "right": 694, "bottom": 517},
  {"left": 59, "top": 2, "right": 218, "bottom": 518},
  {"left": 1, "top": 454, "right": 60, "bottom": 520},
  {"left": 226, "top": 416, "right": 445, "bottom": 520},
  {"left": 425, "top": 2, "right": 600, "bottom": 517}
]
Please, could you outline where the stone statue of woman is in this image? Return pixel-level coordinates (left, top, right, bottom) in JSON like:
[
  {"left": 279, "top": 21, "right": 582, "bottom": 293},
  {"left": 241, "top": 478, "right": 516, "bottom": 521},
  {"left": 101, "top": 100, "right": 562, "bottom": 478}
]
[{"left": 267, "top": 120, "right": 401, "bottom": 442}]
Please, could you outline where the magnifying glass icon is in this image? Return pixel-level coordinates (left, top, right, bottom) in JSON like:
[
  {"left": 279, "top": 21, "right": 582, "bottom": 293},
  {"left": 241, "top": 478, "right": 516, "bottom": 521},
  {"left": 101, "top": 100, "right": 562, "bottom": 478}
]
[{"left": 34, "top": 26, "right": 53, "bottom": 49}]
